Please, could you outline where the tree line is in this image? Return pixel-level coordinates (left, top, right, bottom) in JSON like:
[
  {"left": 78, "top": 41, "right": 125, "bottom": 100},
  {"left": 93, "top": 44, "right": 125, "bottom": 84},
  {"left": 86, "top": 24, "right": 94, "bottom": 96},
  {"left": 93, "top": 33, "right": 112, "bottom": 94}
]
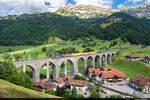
[{"left": 0, "top": 12, "right": 150, "bottom": 46}]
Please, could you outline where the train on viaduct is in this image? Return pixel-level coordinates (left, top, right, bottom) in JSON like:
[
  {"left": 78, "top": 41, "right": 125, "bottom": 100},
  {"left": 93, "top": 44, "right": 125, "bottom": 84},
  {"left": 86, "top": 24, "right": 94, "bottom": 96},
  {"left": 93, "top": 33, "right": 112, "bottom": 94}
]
[{"left": 13, "top": 52, "right": 117, "bottom": 82}]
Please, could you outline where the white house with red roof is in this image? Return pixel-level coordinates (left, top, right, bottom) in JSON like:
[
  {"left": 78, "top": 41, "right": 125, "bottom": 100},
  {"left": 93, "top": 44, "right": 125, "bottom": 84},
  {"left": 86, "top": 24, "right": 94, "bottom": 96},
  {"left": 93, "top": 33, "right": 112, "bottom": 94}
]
[
  {"left": 129, "top": 74, "right": 150, "bottom": 93},
  {"left": 88, "top": 67, "right": 127, "bottom": 84},
  {"left": 54, "top": 75, "right": 94, "bottom": 96}
]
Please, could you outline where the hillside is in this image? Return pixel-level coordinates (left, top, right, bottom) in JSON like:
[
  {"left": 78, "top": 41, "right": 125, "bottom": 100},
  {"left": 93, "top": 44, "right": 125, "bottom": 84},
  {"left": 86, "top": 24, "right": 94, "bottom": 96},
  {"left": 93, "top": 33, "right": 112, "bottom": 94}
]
[
  {"left": 0, "top": 79, "right": 60, "bottom": 98},
  {"left": 0, "top": 12, "right": 150, "bottom": 46},
  {"left": 0, "top": 13, "right": 85, "bottom": 46},
  {"left": 89, "top": 12, "right": 150, "bottom": 45},
  {"left": 56, "top": 3, "right": 150, "bottom": 19},
  {"left": 56, "top": 4, "right": 117, "bottom": 19},
  {"left": 121, "top": 2, "right": 150, "bottom": 18}
]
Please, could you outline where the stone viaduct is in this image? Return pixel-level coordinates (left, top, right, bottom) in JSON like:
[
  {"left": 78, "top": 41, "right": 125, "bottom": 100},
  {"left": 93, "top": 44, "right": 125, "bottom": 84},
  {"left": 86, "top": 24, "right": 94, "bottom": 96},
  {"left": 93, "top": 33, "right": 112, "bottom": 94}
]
[{"left": 13, "top": 52, "right": 117, "bottom": 82}]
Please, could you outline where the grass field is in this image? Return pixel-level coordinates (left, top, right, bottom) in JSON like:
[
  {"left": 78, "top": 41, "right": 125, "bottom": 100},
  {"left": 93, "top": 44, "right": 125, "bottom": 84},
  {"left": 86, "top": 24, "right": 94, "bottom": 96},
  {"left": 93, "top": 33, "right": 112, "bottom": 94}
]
[
  {"left": 0, "top": 79, "right": 60, "bottom": 98},
  {"left": 1, "top": 37, "right": 150, "bottom": 79},
  {"left": 0, "top": 37, "right": 120, "bottom": 61},
  {"left": 110, "top": 59, "right": 150, "bottom": 78}
]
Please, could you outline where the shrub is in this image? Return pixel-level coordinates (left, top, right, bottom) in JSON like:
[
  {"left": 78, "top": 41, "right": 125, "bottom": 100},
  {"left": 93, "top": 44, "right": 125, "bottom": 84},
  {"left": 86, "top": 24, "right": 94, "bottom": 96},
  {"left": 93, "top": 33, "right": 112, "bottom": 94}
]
[
  {"left": 62, "top": 91, "right": 72, "bottom": 98},
  {"left": 8, "top": 48, "right": 12, "bottom": 52},
  {"left": 42, "top": 47, "right": 47, "bottom": 52},
  {"left": 82, "top": 44, "right": 86, "bottom": 48},
  {"left": 89, "top": 77, "right": 94, "bottom": 82},
  {"left": 45, "top": 89, "right": 57, "bottom": 95},
  {"left": 109, "top": 95, "right": 123, "bottom": 98},
  {"left": 46, "top": 49, "right": 52, "bottom": 57},
  {"left": 72, "top": 86, "right": 77, "bottom": 95},
  {"left": 74, "top": 75, "right": 86, "bottom": 80},
  {"left": 83, "top": 48, "right": 94, "bottom": 52},
  {"left": 0, "top": 62, "right": 33, "bottom": 89},
  {"left": 56, "top": 86, "right": 67, "bottom": 96},
  {"left": 13, "top": 53, "right": 23, "bottom": 61},
  {"left": 74, "top": 94, "right": 84, "bottom": 98},
  {"left": 31, "top": 52, "right": 39, "bottom": 59},
  {"left": 89, "top": 87, "right": 100, "bottom": 98},
  {"left": 0, "top": 62, "right": 17, "bottom": 80},
  {"left": 2, "top": 54, "right": 13, "bottom": 62},
  {"left": 9, "top": 73, "right": 33, "bottom": 89}
]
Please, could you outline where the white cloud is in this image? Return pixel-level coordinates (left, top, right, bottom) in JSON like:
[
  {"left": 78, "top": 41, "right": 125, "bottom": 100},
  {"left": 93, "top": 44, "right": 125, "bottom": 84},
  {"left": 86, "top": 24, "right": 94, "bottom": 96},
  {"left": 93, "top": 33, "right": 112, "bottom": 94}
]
[
  {"left": 118, "top": 4, "right": 125, "bottom": 8},
  {"left": 74, "top": 0, "right": 113, "bottom": 8},
  {"left": 0, "top": 0, "right": 114, "bottom": 16},
  {"left": 117, "top": 0, "right": 144, "bottom": 9},
  {"left": 127, "top": 0, "right": 143, "bottom": 3},
  {"left": 0, "top": 0, "right": 67, "bottom": 16}
]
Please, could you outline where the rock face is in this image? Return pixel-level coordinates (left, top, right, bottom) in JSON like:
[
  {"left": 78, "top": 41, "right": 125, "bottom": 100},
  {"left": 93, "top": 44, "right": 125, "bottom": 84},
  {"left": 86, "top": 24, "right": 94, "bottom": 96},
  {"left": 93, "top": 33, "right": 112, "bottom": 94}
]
[
  {"left": 121, "top": 2, "right": 150, "bottom": 18},
  {"left": 56, "top": 5, "right": 117, "bottom": 19},
  {"left": 56, "top": 3, "right": 150, "bottom": 19}
]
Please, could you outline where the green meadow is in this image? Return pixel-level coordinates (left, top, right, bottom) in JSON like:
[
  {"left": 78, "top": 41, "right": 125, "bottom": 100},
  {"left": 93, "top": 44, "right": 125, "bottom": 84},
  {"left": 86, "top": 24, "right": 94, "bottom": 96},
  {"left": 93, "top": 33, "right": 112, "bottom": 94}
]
[{"left": 1, "top": 37, "right": 150, "bottom": 79}]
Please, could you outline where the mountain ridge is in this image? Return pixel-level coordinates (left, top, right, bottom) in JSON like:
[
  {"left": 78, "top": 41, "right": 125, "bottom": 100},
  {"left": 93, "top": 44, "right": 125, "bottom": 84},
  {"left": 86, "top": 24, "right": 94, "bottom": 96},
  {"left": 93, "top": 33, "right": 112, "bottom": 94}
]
[
  {"left": 56, "top": 2, "right": 150, "bottom": 19},
  {"left": 0, "top": 12, "right": 150, "bottom": 46}
]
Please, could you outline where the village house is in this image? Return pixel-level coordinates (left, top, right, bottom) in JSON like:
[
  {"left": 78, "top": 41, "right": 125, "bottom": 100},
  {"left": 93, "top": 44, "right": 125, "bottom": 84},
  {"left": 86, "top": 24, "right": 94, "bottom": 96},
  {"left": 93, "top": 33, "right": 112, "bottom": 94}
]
[
  {"left": 100, "top": 46, "right": 107, "bottom": 50},
  {"left": 125, "top": 55, "right": 140, "bottom": 61},
  {"left": 129, "top": 74, "right": 150, "bottom": 94},
  {"left": 144, "top": 56, "right": 150, "bottom": 63},
  {"left": 137, "top": 50, "right": 143, "bottom": 53},
  {"left": 88, "top": 67, "right": 127, "bottom": 84},
  {"left": 55, "top": 75, "right": 94, "bottom": 96},
  {"left": 33, "top": 78, "right": 57, "bottom": 92}
]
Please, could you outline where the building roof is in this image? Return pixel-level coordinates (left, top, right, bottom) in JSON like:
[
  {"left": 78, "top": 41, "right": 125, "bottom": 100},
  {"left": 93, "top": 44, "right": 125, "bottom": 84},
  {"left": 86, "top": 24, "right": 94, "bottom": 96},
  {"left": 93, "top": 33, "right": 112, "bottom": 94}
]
[
  {"left": 69, "top": 80, "right": 92, "bottom": 86},
  {"left": 145, "top": 56, "right": 150, "bottom": 59},
  {"left": 55, "top": 75, "right": 93, "bottom": 87},
  {"left": 63, "top": 75, "right": 72, "bottom": 82},
  {"left": 130, "top": 74, "right": 150, "bottom": 87},
  {"left": 33, "top": 82, "right": 41, "bottom": 87},
  {"left": 101, "top": 72, "right": 114, "bottom": 79},
  {"left": 33, "top": 82, "right": 45, "bottom": 89},
  {"left": 125, "top": 55, "right": 140, "bottom": 58},
  {"left": 40, "top": 78, "right": 50, "bottom": 83},
  {"left": 137, "top": 50, "right": 143, "bottom": 53},
  {"left": 55, "top": 77, "right": 64, "bottom": 84},
  {"left": 48, "top": 83, "right": 57, "bottom": 89},
  {"left": 88, "top": 68, "right": 96, "bottom": 73},
  {"left": 88, "top": 68, "right": 101, "bottom": 75},
  {"left": 34, "top": 81, "right": 56, "bottom": 90},
  {"left": 88, "top": 67, "right": 126, "bottom": 79}
]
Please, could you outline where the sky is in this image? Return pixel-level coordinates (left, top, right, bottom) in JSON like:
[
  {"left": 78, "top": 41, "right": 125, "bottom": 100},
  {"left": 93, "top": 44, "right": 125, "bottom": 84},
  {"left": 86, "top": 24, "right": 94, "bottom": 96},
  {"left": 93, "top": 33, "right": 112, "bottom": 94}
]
[{"left": 0, "top": 0, "right": 150, "bottom": 16}]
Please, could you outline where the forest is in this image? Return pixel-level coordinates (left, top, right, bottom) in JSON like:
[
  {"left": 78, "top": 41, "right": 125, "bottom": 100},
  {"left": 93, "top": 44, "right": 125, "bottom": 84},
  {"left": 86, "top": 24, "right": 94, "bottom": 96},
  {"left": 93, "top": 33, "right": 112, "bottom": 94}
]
[{"left": 0, "top": 12, "right": 150, "bottom": 46}]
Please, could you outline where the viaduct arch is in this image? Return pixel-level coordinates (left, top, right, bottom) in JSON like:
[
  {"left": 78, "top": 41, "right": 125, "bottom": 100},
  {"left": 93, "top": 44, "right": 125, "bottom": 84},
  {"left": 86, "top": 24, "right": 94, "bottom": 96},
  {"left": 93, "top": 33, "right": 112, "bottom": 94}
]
[{"left": 13, "top": 52, "right": 117, "bottom": 82}]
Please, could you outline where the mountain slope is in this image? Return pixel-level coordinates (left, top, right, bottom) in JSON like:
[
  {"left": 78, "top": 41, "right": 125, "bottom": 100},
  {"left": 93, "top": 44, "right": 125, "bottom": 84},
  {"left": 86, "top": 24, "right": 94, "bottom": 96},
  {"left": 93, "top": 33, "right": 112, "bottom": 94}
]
[
  {"left": 0, "top": 13, "right": 85, "bottom": 46},
  {"left": 0, "top": 79, "right": 60, "bottom": 98},
  {"left": 89, "top": 12, "right": 150, "bottom": 45},
  {"left": 0, "top": 12, "right": 150, "bottom": 46},
  {"left": 56, "top": 3, "right": 150, "bottom": 19},
  {"left": 56, "top": 4, "right": 118, "bottom": 19},
  {"left": 121, "top": 2, "right": 150, "bottom": 18}
]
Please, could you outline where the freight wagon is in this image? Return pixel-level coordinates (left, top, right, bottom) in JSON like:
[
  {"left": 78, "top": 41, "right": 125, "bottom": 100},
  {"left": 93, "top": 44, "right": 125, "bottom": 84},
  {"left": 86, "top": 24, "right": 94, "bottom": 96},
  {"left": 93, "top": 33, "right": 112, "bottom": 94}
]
[{"left": 51, "top": 52, "right": 97, "bottom": 59}]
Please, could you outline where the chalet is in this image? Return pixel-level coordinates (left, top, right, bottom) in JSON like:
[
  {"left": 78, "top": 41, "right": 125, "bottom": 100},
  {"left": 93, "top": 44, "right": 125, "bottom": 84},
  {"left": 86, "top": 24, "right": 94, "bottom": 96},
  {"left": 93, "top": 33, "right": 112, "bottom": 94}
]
[
  {"left": 55, "top": 75, "right": 94, "bottom": 95},
  {"left": 116, "top": 47, "right": 122, "bottom": 50},
  {"left": 88, "top": 68, "right": 127, "bottom": 84},
  {"left": 55, "top": 76, "right": 72, "bottom": 87},
  {"left": 40, "top": 78, "right": 50, "bottom": 83},
  {"left": 137, "top": 50, "right": 143, "bottom": 53},
  {"left": 144, "top": 56, "right": 150, "bottom": 63},
  {"left": 33, "top": 78, "right": 57, "bottom": 92},
  {"left": 129, "top": 74, "right": 150, "bottom": 93},
  {"left": 33, "top": 82, "right": 44, "bottom": 92},
  {"left": 125, "top": 55, "right": 140, "bottom": 61},
  {"left": 100, "top": 46, "right": 107, "bottom": 50}
]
